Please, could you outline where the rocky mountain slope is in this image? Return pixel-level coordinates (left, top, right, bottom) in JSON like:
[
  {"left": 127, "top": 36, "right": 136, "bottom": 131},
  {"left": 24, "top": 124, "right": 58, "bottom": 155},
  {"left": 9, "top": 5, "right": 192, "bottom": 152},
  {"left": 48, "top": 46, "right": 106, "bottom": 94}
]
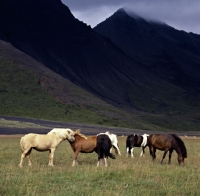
[{"left": 94, "top": 8, "right": 200, "bottom": 93}]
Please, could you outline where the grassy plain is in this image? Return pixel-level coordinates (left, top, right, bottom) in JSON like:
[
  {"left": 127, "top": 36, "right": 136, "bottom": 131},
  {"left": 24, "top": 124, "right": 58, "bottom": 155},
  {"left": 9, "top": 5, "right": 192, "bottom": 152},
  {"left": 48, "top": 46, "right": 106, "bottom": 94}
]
[{"left": 0, "top": 135, "right": 200, "bottom": 196}]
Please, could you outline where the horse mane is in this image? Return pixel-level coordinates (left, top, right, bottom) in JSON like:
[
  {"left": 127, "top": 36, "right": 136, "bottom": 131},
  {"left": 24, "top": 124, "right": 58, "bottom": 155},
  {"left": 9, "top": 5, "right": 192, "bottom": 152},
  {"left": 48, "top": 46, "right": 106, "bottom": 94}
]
[
  {"left": 171, "top": 134, "right": 187, "bottom": 158},
  {"left": 142, "top": 133, "right": 149, "bottom": 137},
  {"left": 48, "top": 128, "right": 73, "bottom": 139},
  {"left": 74, "top": 129, "right": 87, "bottom": 139},
  {"left": 105, "top": 131, "right": 117, "bottom": 137},
  {"left": 134, "top": 134, "right": 138, "bottom": 140}
]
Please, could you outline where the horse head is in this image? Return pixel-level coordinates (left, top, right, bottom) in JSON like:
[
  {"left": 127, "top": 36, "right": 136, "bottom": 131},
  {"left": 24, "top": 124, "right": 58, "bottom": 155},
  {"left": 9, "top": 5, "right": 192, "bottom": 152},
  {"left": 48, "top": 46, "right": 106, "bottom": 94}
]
[
  {"left": 66, "top": 129, "right": 75, "bottom": 142},
  {"left": 177, "top": 154, "right": 185, "bottom": 166},
  {"left": 172, "top": 134, "right": 187, "bottom": 166}
]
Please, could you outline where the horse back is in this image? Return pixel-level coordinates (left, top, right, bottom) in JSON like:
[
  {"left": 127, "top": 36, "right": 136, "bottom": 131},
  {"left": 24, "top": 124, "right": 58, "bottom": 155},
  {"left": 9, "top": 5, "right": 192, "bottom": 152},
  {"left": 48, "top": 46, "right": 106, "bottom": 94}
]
[
  {"left": 148, "top": 134, "right": 173, "bottom": 150},
  {"left": 20, "top": 133, "right": 54, "bottom": 150},
  {"left": 126, "top": 134, "right": 134, "bottom": 147},
  {"left": 71, "top": 135, "right": 97, "bottom": 153},
  {"left": 20, "top": 133, "right": 37, "bottom": 145}
]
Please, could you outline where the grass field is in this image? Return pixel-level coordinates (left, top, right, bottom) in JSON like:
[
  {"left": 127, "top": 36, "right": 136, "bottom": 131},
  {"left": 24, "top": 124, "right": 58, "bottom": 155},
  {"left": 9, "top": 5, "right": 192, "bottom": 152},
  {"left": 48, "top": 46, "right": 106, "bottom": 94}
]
[{"left": 0, "top": 135, "right": 200, "bottom": 196}]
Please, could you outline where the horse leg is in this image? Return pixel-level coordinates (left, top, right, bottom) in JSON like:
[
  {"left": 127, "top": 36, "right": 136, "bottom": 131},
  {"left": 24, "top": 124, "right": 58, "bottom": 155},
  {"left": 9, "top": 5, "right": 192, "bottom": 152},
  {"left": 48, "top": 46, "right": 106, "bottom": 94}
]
[
  {"left": 131, "top": 147, "right": 134, "bottom": 158},
  {"left": 72, "top": 151, "right": 79, "bottom": 166},
  {"left": 26, "top": 148, "right": 32, "bottom": 166},
  {"left": 97, "top": 149, "right": 105, "bottom": 166},
  {"left": 104, "top": 156, "right": 108, "bottom": 167},
  {"left": 19, "top": 147, "right": 32, "bottom": 167},
  {"left": 48, "top": 148, "right": 55, "bottom": 166},
  {"left": 140, "top": 147, "right": 145, "bottom": 157},
  {"left": 168, "top": 149, "right": 173, "bottom": 164},
  {"left": 113, "top": 145, "right": 121, "bottom": 156},
  {"left": 126, "top": 147, "right": 129, "bottom": 157},
  {"left": 161, "top": 150, "right": 168, "bottom": 164},
  {"left": 110, "top": 147, "right": 113, "bottom": 153},
  {"left": 149, "top": 146, "right": 156, "bottom": 161},
  {"left": 97, "top": 152, "right": 103, "bottom": 167}
]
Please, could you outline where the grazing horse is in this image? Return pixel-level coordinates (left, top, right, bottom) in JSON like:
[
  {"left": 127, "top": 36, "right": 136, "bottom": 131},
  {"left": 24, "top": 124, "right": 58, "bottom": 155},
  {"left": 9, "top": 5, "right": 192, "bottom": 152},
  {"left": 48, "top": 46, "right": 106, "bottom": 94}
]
[
  {"left": 19, "top": 128, "right": 75, "bottom": 167},
  {"left": 96, "top": 134, "right": 115, "bottom": 166},
  {"left": 97, "top": 131, "right": 121, "bottom": 155},
  {"left": 126, "top": 133, "right": 149, "bottom": 158},
  {"left": 148, "top": 134, "right": 187, "bottom": 165}
]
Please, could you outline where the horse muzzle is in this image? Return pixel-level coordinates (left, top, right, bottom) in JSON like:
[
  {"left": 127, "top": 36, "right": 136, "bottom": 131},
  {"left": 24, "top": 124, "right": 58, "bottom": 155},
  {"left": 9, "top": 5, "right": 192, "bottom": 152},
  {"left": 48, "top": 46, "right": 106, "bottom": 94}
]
[{"left": 69, "top": 137, "right": 75, "bottom": 142}]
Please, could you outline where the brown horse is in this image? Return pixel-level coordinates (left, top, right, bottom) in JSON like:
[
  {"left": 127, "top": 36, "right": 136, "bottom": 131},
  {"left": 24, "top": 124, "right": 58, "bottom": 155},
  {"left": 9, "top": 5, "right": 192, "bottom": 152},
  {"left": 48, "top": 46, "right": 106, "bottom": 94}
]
[
  {"left": 68, "top": 130, "right": 97, "bottom": 166},
  {"left": 148, "top": 134, "right": 187, "bottom": 165}
]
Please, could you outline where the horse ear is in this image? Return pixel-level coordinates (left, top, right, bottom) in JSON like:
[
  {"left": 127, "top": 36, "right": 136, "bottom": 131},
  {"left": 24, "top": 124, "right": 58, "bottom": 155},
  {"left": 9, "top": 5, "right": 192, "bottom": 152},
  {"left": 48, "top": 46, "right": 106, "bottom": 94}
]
[{"left": 74, "top": 129, "right": 80, "bottom": 134}]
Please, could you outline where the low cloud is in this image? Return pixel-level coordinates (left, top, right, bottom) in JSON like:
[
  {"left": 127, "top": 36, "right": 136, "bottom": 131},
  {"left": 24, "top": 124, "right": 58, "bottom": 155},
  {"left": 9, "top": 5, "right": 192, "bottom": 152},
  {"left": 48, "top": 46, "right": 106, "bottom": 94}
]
[{"left": 62, "top": 0, "right": 200, "bottom": 34}]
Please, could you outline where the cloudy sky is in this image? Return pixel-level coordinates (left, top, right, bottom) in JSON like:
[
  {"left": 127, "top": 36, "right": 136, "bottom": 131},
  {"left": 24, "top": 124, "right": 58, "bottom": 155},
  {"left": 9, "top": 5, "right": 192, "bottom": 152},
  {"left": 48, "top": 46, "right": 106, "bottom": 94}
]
[{"left": 62, "top": 0, "right": 200, "bottom": 34}]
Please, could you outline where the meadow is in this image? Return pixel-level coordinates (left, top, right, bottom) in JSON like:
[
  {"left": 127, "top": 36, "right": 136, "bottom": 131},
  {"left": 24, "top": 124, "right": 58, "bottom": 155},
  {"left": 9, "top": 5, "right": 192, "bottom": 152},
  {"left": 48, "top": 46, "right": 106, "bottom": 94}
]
[{"left": 0, "top": 135, "right": 200, "bottom": 196}]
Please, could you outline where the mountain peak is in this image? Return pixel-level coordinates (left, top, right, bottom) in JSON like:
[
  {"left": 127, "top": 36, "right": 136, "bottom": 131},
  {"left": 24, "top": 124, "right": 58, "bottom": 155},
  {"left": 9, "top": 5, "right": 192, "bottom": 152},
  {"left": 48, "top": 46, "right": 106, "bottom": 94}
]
[{"left": 116, "top": 8, "right": 126, "bottom": 13}]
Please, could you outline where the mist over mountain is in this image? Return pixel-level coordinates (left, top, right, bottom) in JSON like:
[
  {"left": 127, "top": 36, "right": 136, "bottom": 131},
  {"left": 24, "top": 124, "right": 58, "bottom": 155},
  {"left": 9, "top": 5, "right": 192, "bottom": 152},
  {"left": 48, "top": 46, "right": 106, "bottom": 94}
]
[
  {"left": 0, "top": 0, "right": 200, "bottom": 131},
  {"left": 94, "top": 8, "right": 200, "bottom": 92}
]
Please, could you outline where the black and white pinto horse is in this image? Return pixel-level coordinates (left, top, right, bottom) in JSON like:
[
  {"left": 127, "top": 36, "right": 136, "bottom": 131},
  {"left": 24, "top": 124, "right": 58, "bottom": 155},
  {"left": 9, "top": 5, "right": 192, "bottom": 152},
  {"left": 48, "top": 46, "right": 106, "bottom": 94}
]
[
  {"left": 96, "top": 134, "right": 116, "bottom": 166},
  {"left": 97, "top": 131, "right": 121, "bottom": 155},
  {"left": 126, "top": 133, "right": 149, "bottom": 158}
]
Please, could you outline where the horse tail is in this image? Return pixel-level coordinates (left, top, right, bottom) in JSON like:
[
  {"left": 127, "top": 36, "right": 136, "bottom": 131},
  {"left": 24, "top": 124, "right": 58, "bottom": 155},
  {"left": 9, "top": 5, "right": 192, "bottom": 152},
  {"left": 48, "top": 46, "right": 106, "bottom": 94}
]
[
  {"left": 20, "top": 136, "right": 25, "bottom": 151},
  {"left": 126, "top": 135, "right": 134, "bottom": 154},
  {"left": 171, "top": 134, "right": 187, "bottom": 158},
  {"left": 102, "top": 140, "right": 115, "bottom": 159},
  {"left": 107, "top": 151, "right": 115, "bottom": 159},
  {"left": 97, "top": 136, "right": 115, "bottom": 159}
]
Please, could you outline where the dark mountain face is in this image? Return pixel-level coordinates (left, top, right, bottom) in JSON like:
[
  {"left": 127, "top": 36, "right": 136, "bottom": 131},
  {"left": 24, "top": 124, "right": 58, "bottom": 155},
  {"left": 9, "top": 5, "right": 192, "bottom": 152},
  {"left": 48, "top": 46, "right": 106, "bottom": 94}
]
[
  {"left": 0, "top": 1, "right": 199, "bottom": 115},
  {"left": 94, "top": 8, "right": 200, "bottom": 92}
]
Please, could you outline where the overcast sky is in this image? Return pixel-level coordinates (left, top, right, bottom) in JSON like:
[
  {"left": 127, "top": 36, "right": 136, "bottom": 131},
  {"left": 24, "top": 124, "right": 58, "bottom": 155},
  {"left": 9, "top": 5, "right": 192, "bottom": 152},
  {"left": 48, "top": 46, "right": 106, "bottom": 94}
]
[{"left": 62, "top": 0, "right": 200, "bottom": 34}]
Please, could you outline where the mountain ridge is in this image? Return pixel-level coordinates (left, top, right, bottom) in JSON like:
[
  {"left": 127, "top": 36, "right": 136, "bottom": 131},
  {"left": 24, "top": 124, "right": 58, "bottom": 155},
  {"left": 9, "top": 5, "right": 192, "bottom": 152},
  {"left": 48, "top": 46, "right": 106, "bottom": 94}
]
[
  {"left": 0, "top": 0, "right": 200, "bottom": 131},
  {"left": 94, "top": 8, "right": 200, "bottom": 93}
]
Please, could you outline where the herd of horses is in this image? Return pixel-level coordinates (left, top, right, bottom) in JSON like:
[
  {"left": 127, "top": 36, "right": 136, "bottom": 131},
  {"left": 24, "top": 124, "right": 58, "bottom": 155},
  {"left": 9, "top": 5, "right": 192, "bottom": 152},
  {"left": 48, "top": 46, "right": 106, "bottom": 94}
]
[{"left": 19, "top": 128, "right": 187, "bottom": 167}]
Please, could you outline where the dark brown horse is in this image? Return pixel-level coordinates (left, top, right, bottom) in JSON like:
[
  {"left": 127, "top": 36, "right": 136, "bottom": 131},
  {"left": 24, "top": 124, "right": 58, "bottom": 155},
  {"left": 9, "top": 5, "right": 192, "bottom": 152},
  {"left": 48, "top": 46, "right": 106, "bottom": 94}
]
[
  {"left": 68, "top": 130, "right": 97, "bottom": 166},
  {"left": 148, "top": 134, "right": 187, "bottom": 165}
]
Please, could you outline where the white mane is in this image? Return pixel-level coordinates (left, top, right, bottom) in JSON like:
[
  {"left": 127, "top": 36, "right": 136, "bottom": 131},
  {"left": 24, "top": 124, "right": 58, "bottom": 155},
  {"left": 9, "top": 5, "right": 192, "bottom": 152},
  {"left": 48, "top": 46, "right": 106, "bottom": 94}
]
[
  {"left": 141, "top": 133, "right": 149, "bottom": 147},
  {"left": 48, "top": 128, "right": 73, "bottom": 139}
]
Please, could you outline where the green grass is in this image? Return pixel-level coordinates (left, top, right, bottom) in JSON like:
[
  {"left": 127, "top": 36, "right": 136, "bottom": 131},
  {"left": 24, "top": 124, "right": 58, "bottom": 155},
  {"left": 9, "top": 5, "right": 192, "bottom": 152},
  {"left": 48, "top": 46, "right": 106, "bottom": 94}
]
[
  {"left": 0, "top": 59, "right": 162, "bottom": 130},
  {"left": 0, "top": 136, "right": 200, "bottom": 195}
]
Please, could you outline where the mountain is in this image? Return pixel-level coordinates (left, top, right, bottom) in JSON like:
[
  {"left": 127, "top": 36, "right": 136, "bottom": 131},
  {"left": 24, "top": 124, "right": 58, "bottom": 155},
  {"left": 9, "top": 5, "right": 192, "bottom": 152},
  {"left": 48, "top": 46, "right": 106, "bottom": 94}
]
[
  {"left": 0, "top": 1, "right": 200, "bottom": 131},
  {"left": 94, "top": 8, "right": 200, "bottom": 92}
]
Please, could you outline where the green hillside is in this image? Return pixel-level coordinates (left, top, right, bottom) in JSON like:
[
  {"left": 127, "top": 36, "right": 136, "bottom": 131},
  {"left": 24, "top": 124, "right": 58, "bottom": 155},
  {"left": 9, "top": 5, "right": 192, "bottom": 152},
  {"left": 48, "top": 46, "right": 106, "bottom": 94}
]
[
  {"left": 1, "top": 57, "right": 200, "bottom": 132},
  {"left": 0, "top": 58, "right": 142, "bottom": 129}
]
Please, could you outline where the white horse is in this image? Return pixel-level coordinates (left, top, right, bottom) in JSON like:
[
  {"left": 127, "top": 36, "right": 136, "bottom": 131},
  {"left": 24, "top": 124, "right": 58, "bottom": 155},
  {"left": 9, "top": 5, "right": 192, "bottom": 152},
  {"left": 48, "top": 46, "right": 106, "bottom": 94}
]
[
  {"left": 97, "top": 131, "right": 121, "bottom": 155},
  {"left": 19, "top": 128, "right": 75, "bottom": 167}
]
